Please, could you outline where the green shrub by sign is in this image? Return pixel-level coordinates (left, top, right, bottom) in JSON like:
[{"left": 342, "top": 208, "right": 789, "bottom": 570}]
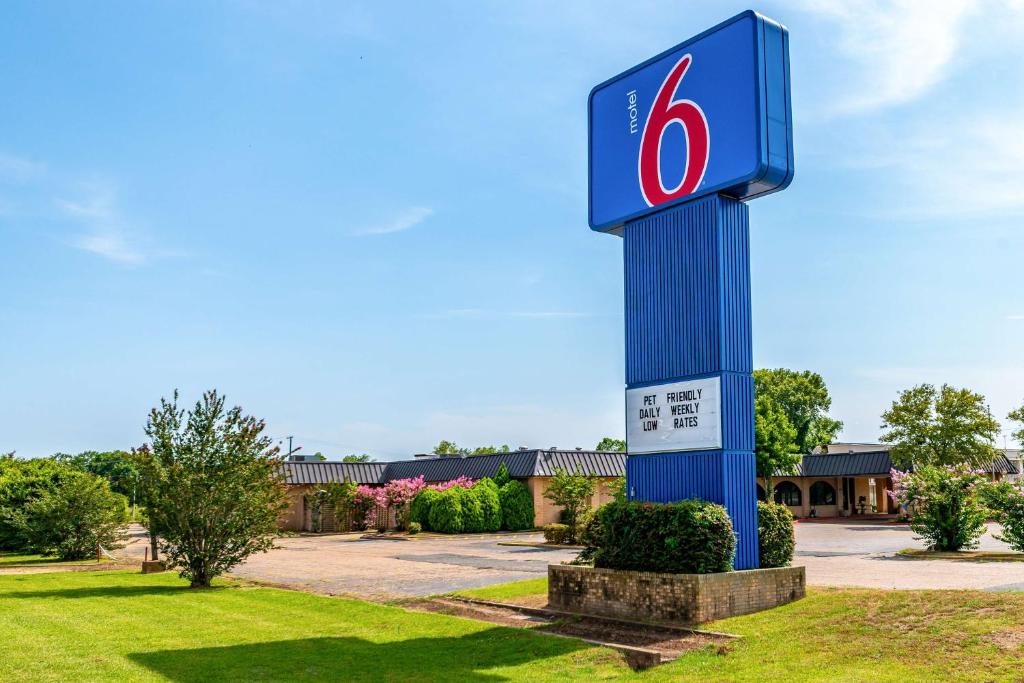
[
  {"left": 578, "top": 499, "right": 735, "bottom": 574},
  {"left": 757, "top": 500, "right": 795, "bottom": 568}
]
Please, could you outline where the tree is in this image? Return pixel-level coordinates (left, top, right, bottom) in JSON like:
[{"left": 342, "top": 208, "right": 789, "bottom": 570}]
[
  {"left": 342, "top": 454, "right": 374, "bottom": 463},
  {"left": 754, "top": 395, "right": 799, "bottom": 492},
  {"left": 53, "top": 450, "right": 139, "bottom": 498},
  {"left": 881, "top": 384, "right": 1001, "bottom": 468},
  {"left": 890, "top": 465, "right": 989, "bottom": 551},
  {"left": 754, "top": 369, "right": 843, "bottom": 454},
  {"left": 543, "top": 468, "right": 597, "bottom": 544},
  {"left": 1009, "top": 402, "right": 1024, "bottom": 445},
  {"left": 431, "top": 441, "right": 510, "bottom": 456},
  {"left": 493, "top": 462, "right": 511, "bottom": 487},
  {"left": 136, "top": 390, "right": 289, "bottom": 588},
  {"left": 432, "top": 440, "right": 466, "bottom": 455},
  {"left": 469, "top": 445, "right": 510, "bottom": 456},
  {"left": 9, "top": 471, "right": 128, "bottom": 560},
  {"left": 595, "top": 437, "right": 625, "bottom": 452},
  {"left": 0, "top": 457, "right": 72, "bottom": 550},
  {"left": 605, "top": 476, "right": 627, "bottom": 503}
]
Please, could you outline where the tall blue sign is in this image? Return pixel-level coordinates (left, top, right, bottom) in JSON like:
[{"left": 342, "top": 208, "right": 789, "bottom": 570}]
[{"left": 589, "top": 10, "right": 793, "bottom": 570}]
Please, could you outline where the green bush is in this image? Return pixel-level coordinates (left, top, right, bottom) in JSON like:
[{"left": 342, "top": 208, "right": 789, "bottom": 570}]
[
  {"left": 428, "top": 487, "right": 464, "bottom": 533},
  {"left": 9, "top": 471, "right": 128, "bottom": 560},
  {"left": 578, "top": 499, "right": 735, "bottom": 574},
  {"left": 757, "top": 501, "right": 795, "bottom": 568},
  {"left": 475, "top": 479, "right": 502, "bottom": 532},
  {"left": 461, "top": 486, "right": 485, "bottom": 533},
  {"left": 891, "top": 465, "right": 988, "bottom": 551},
  {"left": 542, "top": 523, "right": 570, "bottom": 544},
  {"left": 407, "top": 522, "right": 422, "bottom": 535},
  {"left": 0, "top": 457, "right": 74, "bottom": 550},
  {"left": 493, "top": 463, "right": 511, "bottom": 488},
  {"left": 408, "top": 488, "right": 441, "bottom": 531},
  {"left": 498, "top": 481, "right": 534, "bottom": 531},
  {"left": 983, "top": 481, "right": 1024, "bottom": 552}
]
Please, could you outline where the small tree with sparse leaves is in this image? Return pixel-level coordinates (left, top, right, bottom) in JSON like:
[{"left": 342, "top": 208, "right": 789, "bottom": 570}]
[
  {"left": 136, "top": 390, "right": 288, "bottom": 588},
  {"left": 543, "top": 468, "right": 597, "bottom": 544}
]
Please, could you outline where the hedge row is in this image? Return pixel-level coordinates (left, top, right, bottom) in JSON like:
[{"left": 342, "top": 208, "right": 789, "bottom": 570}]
[{"left": 407, "top": 478, "right": 535, "bottom": 533}]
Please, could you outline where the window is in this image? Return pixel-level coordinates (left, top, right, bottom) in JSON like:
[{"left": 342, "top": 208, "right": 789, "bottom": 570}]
[
  {"left": 774, "top": 481, "right": 801, "bottom": 507},
  {"left": 809, "top": 481, "right": 836, "bottom": 506},
  {"left": 756, "top": 484, "right": 767, "bottom": 502}
]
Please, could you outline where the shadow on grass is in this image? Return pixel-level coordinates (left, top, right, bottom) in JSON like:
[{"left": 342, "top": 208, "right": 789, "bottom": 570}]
[
  {"left": 0, "top": 585, "right": 195, "bottom": 600},
  {"left": 129, "top": 632, "right": 590, "bottom": 682}
]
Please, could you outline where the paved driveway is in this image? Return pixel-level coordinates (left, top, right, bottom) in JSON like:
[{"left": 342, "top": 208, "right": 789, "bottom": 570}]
[
  {"left": 120, "top": 522, "right": 1024, "bottom": 597},
  {"left": 794, "top": 520, "right": 1024, "bottom": 591},
  {"left": 230, "top": 533, "right": 578, "bottom": 600}
]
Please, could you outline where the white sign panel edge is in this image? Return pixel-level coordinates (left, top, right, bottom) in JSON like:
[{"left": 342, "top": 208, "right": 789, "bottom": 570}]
[{"left": 625, "top": 376, "right": 723, "bottom": 454}]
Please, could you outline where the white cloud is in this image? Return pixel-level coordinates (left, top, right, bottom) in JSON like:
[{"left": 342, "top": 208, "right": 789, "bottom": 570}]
[
  {"left": 850, "top": 113, "right": 1024, "bottom": 217},
  {"left": 1008, "top": 314, "right": 1024, "bottom": 321},
  {"left": 57, "top": 188, "right": 149, "bottom": 265},
  {"left": 350, "top": 206, "right": 433, "bottom": 236},
  {"left": 798, "top": 0, "right": 978, "bottom": 115}
]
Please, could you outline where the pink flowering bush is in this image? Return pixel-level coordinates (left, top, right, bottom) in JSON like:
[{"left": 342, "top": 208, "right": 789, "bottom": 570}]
[
  {"left": 358, "top": 476, "right": 477, "bottom": 531},
  {"left": 383, "top": 476, "right": 426, "bottom": 529},
  {"left": 430, "top": 476, "right": 476, "bottom": 492},
  {"left": 889, "top": 465, "right": 988, "bottom": 551}
]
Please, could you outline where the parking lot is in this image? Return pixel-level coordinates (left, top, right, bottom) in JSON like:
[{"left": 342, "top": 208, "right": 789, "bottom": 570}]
[
  {"left": 118, "top": 521, "right": 1024, "bottom": 598},
  {"left": 229, "top": 532, "right": 579, "bottom": 600}
]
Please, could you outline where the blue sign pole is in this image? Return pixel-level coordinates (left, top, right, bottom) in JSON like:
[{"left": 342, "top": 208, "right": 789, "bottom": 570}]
[
  {"left": 588, "top": 11, "right": 792, "bottom": 571},
  {"left": 623, "top": 194, "right": 758, "bottom": 569}
]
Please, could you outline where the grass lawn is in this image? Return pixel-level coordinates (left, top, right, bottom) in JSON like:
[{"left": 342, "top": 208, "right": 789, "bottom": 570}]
[
  {"left": 3, "top": 571, "right": 1024, "bottom": 681},
  {"left": 455, "top": 577, "right": 548, "bottom": 605},
  {"left": 0, "top": 552, "right": 108, "bottom": 567},
  {"left": 898, "top": 548, "right": 1024, "bottom": 562}
]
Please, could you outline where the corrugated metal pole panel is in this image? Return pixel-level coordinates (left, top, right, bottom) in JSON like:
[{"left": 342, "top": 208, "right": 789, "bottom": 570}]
[{"left": 623, "top": 194, "right": 759, "bottom": 570}]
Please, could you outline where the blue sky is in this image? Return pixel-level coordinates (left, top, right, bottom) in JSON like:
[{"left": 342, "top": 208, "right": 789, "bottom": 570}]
[{"left": 2, "top": 1, "right": 1022, "bottom": 459}]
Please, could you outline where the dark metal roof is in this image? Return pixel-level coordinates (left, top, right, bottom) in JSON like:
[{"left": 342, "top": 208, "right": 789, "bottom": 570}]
[
  {"left": 792, "top": 451, "right": 1019, "bottom": 478},
  {"left": 283, "top": 449, "right": 1018, "bottom": 486},
  {"left": 531, "top": 450, "right": 628, "bottom": 477},
  {"left": 795, "top": 452, "right": 894, "bottom": 477},
  {"left": 281, "top": 461, "right": 387, "bottom": 485},
  {"left": 381, "top": 451, "right": 541, "bottom": 482},
  {"left": 282, "top": 450, "right": 627, "bottom": 485}
]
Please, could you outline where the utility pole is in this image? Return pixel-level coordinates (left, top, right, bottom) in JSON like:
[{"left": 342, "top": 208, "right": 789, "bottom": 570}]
[{"left": 287, "top": 436, "right": 294, "bottom": 458}]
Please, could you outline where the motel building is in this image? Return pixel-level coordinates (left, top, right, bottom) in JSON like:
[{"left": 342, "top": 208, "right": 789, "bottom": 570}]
[
  {"left": 759, "top": 443, "right": 1019, "bottom": 519},
  {"left": 280, "top": 449, "right": 625, "bottom": 532},
  {"left": 280, "top": 442, "right": 1019, "bottom": 530}
]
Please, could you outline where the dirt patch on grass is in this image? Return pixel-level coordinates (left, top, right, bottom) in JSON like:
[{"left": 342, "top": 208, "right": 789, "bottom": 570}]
[
  {"left": 409, "top": 598, "right": 730, "bottom": 665},
  {"left": 988, "top": 628, "right": 1024, "bottom": 650}
]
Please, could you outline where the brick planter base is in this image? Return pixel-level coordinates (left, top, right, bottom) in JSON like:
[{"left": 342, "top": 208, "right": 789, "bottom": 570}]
[{"left": 548, "top": 564, "right": 805, "bottom": 624}]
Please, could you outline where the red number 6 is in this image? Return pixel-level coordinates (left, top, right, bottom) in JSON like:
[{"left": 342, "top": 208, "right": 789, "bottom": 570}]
[{"left": 638, "top": 54, "right": 710, "bottom": 208}]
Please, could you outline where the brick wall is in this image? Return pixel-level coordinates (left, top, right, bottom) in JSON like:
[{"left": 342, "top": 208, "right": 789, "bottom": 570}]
[
  {"left": 548, "top": 564, "right": 805, "bottom": 624},
  {"left": 526, "top": 476, "right": 620, "bottom": 527}
]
